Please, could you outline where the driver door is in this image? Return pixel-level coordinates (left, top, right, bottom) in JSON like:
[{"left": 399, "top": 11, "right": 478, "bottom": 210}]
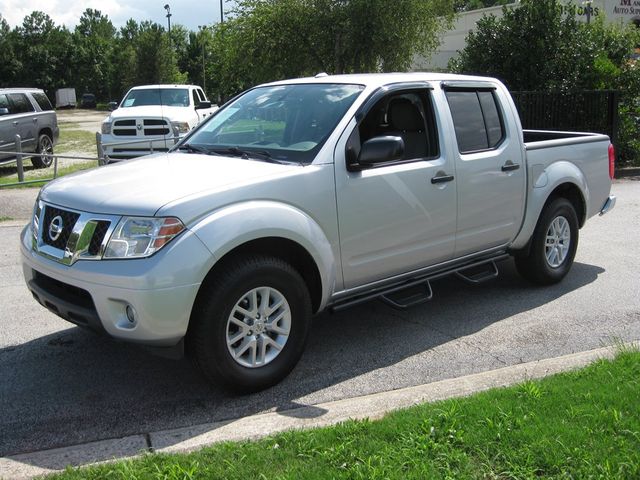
[{"left": 335, "top": 87, "right": 457, "bottom": 289}]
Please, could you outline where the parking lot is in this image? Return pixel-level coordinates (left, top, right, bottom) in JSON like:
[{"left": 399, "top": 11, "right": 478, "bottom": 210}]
[{"left": 0, "top": 180, "right": 639, "bottom": 460}]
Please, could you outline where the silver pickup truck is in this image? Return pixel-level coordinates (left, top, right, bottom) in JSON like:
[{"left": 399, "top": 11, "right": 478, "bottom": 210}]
[{"left": 21, "top": 73, "right": 615, "bottom": 392}]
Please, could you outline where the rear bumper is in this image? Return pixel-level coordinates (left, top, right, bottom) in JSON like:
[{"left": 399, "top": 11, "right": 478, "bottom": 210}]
[{"left": 599, "top": 195, "right": 616, "bottom": 216}]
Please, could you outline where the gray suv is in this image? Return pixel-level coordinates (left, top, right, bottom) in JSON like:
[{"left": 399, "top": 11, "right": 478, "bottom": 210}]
[{"left": 0, "top": 88, "right": 59, "bottom": 168}]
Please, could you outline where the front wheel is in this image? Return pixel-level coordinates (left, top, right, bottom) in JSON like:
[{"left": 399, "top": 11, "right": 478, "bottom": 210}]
[
  {"left": 515, "top": 197, "right": 579, "bottom": 285},
  {"left": 31, "top": 134, "right": 54, "bottom": 168},
  {"left": 188, "top": 255, "right": 312, "bottom": 393}
]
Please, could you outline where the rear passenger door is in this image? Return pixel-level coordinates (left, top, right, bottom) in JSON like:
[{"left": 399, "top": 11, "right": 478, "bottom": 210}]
[
  {"left": 443, "top": 84, "right": 526, "bottom": 257},
  {"left": 7, "top": 93, "right": 37, "bottom": 152},
  {"left": 0, "top": 94, "right": 15, "bottom": 160}
]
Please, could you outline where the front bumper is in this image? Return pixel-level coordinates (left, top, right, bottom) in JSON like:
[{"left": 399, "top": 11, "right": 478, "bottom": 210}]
[
  {"left": 599, "top": 195, "right": 616, "bottom": 216},
  {"left": 21, "top": 224, "right": 214, "bottom": 347}
]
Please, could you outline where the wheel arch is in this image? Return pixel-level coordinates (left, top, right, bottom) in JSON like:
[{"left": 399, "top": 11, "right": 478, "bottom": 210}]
[
  {"left": 511, "top": 160, "right": 589, "bottom": 251},
  {"left": 187, "top": 200, "right": 338, "bottom": 314},
  {"left": 196, "top": 236, "right": 324, "bottom": 314}
]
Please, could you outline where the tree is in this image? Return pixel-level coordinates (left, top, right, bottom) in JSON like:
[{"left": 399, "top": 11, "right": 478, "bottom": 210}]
[
  {"left": 449, "top": 0, "right": 639, "bottom": 92},
  {"left": 209, "top": 0, "right": 456, "bottom": 98},
  {"left": 135, "top": 21, "right": 187, "bottom": 85},
  {"left": 0, "top": 15, "right": 21, "bottom": 87},
  {"left": 12, "top": 11, "right": 74, "bottom": 96},
  {"left": 73, "top": 9, "right": 116, "bottom": 99}
]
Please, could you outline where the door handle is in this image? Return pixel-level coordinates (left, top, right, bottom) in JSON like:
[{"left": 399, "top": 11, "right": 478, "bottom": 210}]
[
  {"left": 12, "top": 121, "right": 19, "bottom": 126},
  {"left": 431, "top": 174, "right": 455, "bottom": 184},
  {"left": 501, "top": 161, "right": 520, "bottom": 172},
  {"left": 33, "top": 118, "right": 38, "bottom": 123}
]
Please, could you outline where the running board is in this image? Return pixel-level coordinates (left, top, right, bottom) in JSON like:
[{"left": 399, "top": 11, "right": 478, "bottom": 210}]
[{"left": 330, "top": 254, "right": 509, "bottom": 312}]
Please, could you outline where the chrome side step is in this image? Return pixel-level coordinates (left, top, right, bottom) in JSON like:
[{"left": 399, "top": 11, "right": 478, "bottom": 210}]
[{"left": 330, "top": 254, "right": 508, "bottom": 312}]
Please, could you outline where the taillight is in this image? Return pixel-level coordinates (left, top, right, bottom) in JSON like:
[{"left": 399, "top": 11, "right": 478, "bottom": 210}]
[{"left": 608, "top": 143, "right": 615, "bottom": 180}]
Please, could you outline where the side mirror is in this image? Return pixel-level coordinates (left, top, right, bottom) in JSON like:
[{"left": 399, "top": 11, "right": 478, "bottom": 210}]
[
  {"left": 357, "top": 136, "right": 404, "bottom": 167},
  {"left": 0, "top": 108, "right": 9, "bottom": 116},
  {"left": 196, "top": 101, "right": 212, "bottom": 110},
  {"left": 108, "top": 101, "right": 119, "bottom": 111}
]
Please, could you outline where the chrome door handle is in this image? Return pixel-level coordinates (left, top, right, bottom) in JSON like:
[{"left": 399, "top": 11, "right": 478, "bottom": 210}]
[
  {"left": 431, "top": 174, "right": 455, "bottom": 184},
  {"left": 33, "top": 118, "right": 38, "bottom": 123},
  {"left": 12, "top": 121, "right": 19, "bottom": 126},
  {"left": 501, "top": 161, "right": 520, "bottom": 172}
]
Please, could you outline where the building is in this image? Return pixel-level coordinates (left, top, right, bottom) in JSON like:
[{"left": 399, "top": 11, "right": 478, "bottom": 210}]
[{"left": 414, "top": 0, "right": 640, "bottom": 71}]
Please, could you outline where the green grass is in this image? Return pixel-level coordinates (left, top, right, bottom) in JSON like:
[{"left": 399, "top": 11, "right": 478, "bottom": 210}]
[
  {"left": 51, "top": 349, "right": 640, "bottom": 479},
  {"left": 0, "top": 161, "right": 97, "bottom": 188},
  {"left": 0, "top": 216, "right": 13, "bottom": 222}
]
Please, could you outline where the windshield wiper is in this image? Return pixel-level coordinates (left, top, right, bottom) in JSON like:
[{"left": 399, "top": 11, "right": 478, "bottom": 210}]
[
  {"left": 209, "top": 147, "right": 299, "bottom": 165},
  {"left": 176, "top": 144, "right": 210, "bottom": 155}
]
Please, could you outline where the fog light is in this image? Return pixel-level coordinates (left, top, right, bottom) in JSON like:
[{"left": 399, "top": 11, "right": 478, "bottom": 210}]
[{"left": 125, "top": 305, "right": 137, "bottom": 324}]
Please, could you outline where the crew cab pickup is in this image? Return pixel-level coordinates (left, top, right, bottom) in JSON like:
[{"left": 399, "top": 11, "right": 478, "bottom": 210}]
[
  {"left": 100, "top": 84, "right": 218, "bottom": 161},
  {"left": 21, "top": 73, "right": 616, "bottom": 392}
]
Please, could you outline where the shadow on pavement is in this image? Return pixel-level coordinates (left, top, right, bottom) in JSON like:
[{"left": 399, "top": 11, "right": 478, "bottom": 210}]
[{"left": 0, "top": 259, "right": 605, "bottom": 466}]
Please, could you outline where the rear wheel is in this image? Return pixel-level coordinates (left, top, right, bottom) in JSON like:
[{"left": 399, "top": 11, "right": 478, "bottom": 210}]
[
  {"left": 189, "top": 255, "right": 312, "bottom": 392},
  {"left": 515, "top": 197, "right": 579, "bottom": 285},
  {"left": 31, "top": 134, "right": 54, "bottom": 168}
]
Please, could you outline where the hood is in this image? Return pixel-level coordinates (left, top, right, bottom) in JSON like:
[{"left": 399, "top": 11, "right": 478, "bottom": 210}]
[
  {"left": 40, "top": 153, "right": 298, "bottom": 218},
  {"left": 107, "top": 105, "right": 193, "bottom": 121}
]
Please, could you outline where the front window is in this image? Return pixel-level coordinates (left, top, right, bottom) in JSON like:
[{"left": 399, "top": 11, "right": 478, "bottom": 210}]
[
  {"left": 180, "top": 83, "right": 364, "bottom": 164},
  {"left": 121, "top": 88, "right": 190, "bottom": 108}
]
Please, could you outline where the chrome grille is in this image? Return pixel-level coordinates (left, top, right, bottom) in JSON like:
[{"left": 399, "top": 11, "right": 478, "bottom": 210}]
[{"left": 33, "top": 202, "right": 120, "bottom": 265}]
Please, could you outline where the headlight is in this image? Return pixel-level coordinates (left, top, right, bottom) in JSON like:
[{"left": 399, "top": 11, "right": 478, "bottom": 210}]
[
  {"left": 171, "top": 121, "right": 190, "bottom": 135},
  {"left": 104, "top": 217, "right": 185, "bottom": 259},
  {"left": 101, "top": 121, "right": 112, "bottom": 134}
]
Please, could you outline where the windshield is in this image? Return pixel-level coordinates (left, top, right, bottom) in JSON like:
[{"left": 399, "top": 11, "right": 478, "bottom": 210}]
[
  {"left": 121, "top": 88, "right": 190, "bottom": 108},
  {"left": 181, "top": 83, "right": 364, "bottom": 164}
]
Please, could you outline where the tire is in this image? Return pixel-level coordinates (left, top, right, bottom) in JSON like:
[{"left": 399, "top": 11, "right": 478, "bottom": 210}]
[
  {"left": 31, "top": 134, "right": 54, "bottom": 168},
  {"left": 188, "top": 255, "right": 312, "bottom": 393},
  {"left": 515, "top": 197, "right": 579, "bottom": 285}
]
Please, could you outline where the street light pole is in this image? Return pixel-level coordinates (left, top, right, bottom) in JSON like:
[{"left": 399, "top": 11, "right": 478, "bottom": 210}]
[
  {"left": 164, "top": 4, "right": 172, "bottom": 40},
  {"left": 220, "top": 0, "right": 224, "bottom": 23}
]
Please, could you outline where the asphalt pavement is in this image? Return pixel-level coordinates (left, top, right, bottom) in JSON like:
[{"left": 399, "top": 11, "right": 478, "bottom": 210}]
[{"left": 1, "top": 180, "right": 639, "bottom": 463}]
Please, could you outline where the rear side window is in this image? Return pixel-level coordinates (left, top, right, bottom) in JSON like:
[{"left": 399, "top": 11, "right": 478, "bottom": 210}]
[
  {"left": 31, "top": 92, "right": 53, "bottom": 111},
  {"left": 446, "top": 89, "right": 504, "bottom": 153},
  {"left": 7, "top": 93, "right": 35, "bottom": 114},
  {"left": 0, "top": 94, "right": 9, "bottom": 109}
]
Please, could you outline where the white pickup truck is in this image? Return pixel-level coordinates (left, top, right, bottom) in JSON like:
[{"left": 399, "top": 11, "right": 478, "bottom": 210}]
[
  {"left": 100, "top": 84, "right": 218, "bottom": 161},
  {"left": 22, "top": 73, "right": 615, "bottom": 392}
]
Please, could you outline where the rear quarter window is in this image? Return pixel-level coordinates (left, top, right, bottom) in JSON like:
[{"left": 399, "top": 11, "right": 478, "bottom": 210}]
[{"left": 31, "top": 92, "right": 54, "bottom": 111}]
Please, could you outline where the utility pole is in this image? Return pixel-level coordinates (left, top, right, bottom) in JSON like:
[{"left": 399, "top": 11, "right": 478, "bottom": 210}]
[
  {"left": 220, "top": 0, "right": 224, "bottom": 23},
  {"left": 199, "top": 26, "right": 207, "bottom": 92}
]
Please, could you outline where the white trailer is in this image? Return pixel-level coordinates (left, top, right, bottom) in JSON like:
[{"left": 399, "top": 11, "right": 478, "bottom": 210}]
[{"left": 55, "top": 88, "right": 76, "bottom": 108}]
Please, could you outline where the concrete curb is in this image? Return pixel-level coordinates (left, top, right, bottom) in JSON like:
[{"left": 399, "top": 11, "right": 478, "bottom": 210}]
[{"left": 2, "top": 344, "right": 633, "bottom": 480}]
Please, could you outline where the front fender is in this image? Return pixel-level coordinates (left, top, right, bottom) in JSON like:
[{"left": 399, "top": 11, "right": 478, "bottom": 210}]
[
  {"left": 511, "top": 161, "right": 588, "bottom": 250},
  {"left": 190, "top": 200, "right": 336, "bottom": 310}
]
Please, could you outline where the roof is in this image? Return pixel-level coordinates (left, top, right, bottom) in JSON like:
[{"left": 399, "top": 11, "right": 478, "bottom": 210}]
[
  {"left": 0, "top": 88, "right": 46, "bottom": 93},
  {"left": 128, "top": 85, "right": 201, "bottom": 90},
  {"left": 264, "top": 72, "right": 500, "bottom": 89}
]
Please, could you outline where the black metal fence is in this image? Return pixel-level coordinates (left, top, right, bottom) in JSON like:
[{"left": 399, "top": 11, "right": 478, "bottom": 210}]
[{"left": 511, "top": 90, "right": 620, "bottom": 147}]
